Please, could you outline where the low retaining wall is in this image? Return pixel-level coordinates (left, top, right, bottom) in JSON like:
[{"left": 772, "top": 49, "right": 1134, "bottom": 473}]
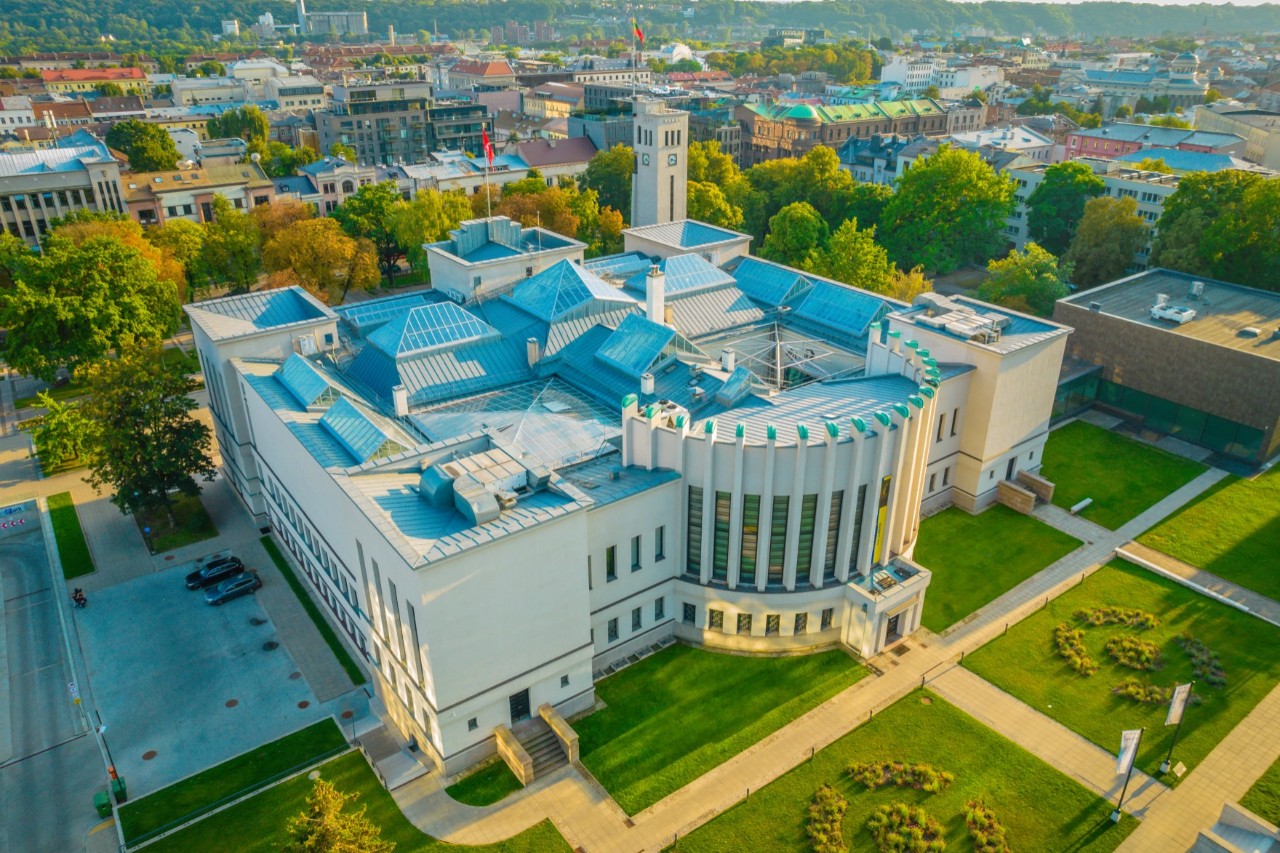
[
  {"left": 493, "top": 724, "right": 534, "bottom": 786},
  {"left": 996, "top": 479, "right": 1037, "bottom": 515},
  {"left": 539, "top": 704, "right": 579, "bottom": 764}
]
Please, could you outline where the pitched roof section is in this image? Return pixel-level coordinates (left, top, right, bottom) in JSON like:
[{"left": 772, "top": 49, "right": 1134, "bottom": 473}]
[
  {"left": 507, "top": 259, "right": 636, "bottom": 322},
  {"left": 319, "top": 397, "right": 411, "bottom": 464},
  {"left": 185, "top": 288, "right": 334, "bottom": 342},
  {"left": 792, "top": 281, "right": 895, "bottom": 338},
  {"left": 743, "top": 99, "right": 943, "bottom": 123},
  {"left": 367, "top": 302, "right": 499, "bottom": 358},
  {"left": 275, "top": 354, "right": 338, "bottom": 408},
  {"left": 623, "top": 253, "right": 737, "bottom": 297},
  {"left": 595, "top": 314, "right": 676, "bottom": 377},
  {"left": 337, "top": 292, "right": 436, "bottom": 336},
  {"left": 623, "top": 219, "right": 748, "bottom": 250},
  {"left": 513, "top": 137, "right": 597, "bottom": 168},
  {"left": 729, "top": 256, "right": 813, "bottom": 307}
]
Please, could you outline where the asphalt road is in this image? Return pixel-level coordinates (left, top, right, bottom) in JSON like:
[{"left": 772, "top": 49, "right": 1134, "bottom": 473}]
[{"left": 0, "top": 515, "right": 104, "bottom": 853}]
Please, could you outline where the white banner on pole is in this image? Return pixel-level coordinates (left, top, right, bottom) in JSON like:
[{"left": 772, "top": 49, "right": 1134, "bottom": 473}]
[
  {"left": 1117, "top": 729, "right": 1141, "bottom": 775},
  {"left": 1166, "top": 683, "right": 1192, "bottom": 727}
]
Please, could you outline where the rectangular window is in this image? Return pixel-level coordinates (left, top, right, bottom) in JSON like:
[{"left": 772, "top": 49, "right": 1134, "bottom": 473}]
[
  {"left": 712, "top": 491, "right": 732, "bottom": 582},
  {"left": 682, "top": 602, "right": 696, "bottom": 624},
  {"left": 686, "top": 486, "right": 703, "bottom": 576},
  {"left": 561, "top": 674, "right": 570, "bottom": 687},
  {"left": 606, "top": 545, "right": 617, "bottom": 582},
  {"left": 943, "top": 467, "right": 950, "bottom": 487},
  {"left": 768, "top": 496, "right": 788, "bottom": 587},
  {"left": 587, "top": 557, "right": 592, "bottom": 590},
  {"left": 795, "top": 494, "right": 819, "bottom": 583},
  {"left": 654, "top": 597, "right": 665, "bottom": 621},
  {"left": 823, "top": 490, "right": 843, "bottom": 583},
  {"left": 794, "top": 612, "right": 808, "bottom": 634},
  {"left": 737, "top": 612, "right": 753, "bottom": 635},
  {"left": 936, "top": 412, "right": 946, "bottom": 442},
  {"left": 766, "top": 614, "right": 780, "bottom": 636},
  {"left": 951, "top": 408, "right": 959, "bottom": 436},
  {"left": 929, "top": 473, "right": 937, "bottom": 493},
  {"left": 709, "top": 609, "right": 724, "bottom": 631},
  {"left": 607, "top": 618, "right": 619, "bottom": 643},
  {"left": 468, "top": 717, "right": 478, "bottom": 731},
  {"left": 739, "top": 494, "right": 760, "bottom": 587},
  {"left": 406, "top": 602, "right": 424, "bottom": 687},
  {"left": 654, "top": 525, "right": 665, "bottom": 561},
  {"left": 632, "top": 607, "right": 642, "bottom": 632},
  {"left": 631, "top": 535, "right": 642, "bottom": 571},
  {"left": 821, "top": 608, "right": 834, "bottom": 631}
]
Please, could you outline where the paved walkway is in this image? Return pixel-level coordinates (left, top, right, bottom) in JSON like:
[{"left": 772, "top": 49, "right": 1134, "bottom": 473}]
[{"left": 1119, "top": 541, "right": 1280, "bottom": 628}]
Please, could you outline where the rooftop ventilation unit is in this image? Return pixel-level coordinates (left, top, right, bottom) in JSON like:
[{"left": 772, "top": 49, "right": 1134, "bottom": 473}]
[
  {"left": 1190, "top": 280, "right": 1205, "bottom": 300},
  {"left": 1089, "top": 301, "right": 1102, "bottom": 312},
  {"left": 1239, "top": 327, "right": 1261, "bottom": 338}
]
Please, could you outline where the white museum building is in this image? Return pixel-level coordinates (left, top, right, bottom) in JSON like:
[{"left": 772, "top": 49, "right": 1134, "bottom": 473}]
[{"left": 185, "top": 100, "right": 1071, "bottom": 778}]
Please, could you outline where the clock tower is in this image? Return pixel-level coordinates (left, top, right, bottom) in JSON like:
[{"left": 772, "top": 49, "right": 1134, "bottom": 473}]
[{"left": 631, "top": 97, "right": 688, "bottom": 227}]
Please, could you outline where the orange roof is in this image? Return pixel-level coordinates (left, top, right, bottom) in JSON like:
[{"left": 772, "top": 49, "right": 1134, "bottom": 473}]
[
  {"left": 450, "top": 59, "right": 514, "bottom": 77},
  {"left": 40, "top": 67, "right": 146, "bottom": 83}
]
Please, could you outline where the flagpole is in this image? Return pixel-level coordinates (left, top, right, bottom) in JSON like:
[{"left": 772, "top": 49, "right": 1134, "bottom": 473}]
[
  {"left": 1161, "top": 682, "right": 1194, "bottom": 774},
  {"left": 1112, "top": 727, "right": 1144, "bottom": 823}
]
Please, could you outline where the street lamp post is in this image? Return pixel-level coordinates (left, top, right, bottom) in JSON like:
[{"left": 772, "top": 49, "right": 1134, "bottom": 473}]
[{"left": 143, "top": 526, "right": 153, "bottom": 554}]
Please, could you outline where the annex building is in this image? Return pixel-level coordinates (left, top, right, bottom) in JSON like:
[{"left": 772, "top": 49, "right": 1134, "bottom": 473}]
[{"left": 186, "top": 103, "right": 1071, "bottom": 778}]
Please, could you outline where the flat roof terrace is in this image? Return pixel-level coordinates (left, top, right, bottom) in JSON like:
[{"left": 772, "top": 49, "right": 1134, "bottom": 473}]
[{"left": 1060, "top": 269, "right": 1280, "bottom": 362}]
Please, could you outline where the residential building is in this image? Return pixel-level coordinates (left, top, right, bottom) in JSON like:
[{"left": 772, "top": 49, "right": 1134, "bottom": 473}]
[
  {"left": 228, "top": 59, "right": 291, "bottom": 98},
  {"left": 265, "top": 75, "right": 329, "bottom": 111},
  {"left": 945, "top": 100, "right": 986, "bottom": 135},
  {"left": 305, "top": 11, "right": 368, "bottom": 36},
  {"left": 39, "top": 67, "right": 149, "bottom": 96},
  {"left": 1054, "top": 269, "right": 1280, "bottom": 463},
  {"left": 316, "top": 83, "right": 491, "bottom": 167},
  {"left": 274, "top": 156, "right": 378, "bottom": 212},
  {"left": 837, "top": 133, "right": 922, "bottom": 186},
  {"left": 171, "top": 77, "right": 250, "bottom": 107},
  {"left": 0, "top": 130, "right": 125, "bottom": 245},
  {"left": 688, "top": 107, "right": 742, "bottom": 167},
  {"left": 736, "top": 100, "right": 947, "bottom": 166},
  {"left": 949, "top": 126, "right": 1056, "bottom": 163},
  {"left": 1064, "top": 122, "right": 1246, "bottom": 161},
  {"left": 761, "top": 28, "right": 828, "bottom": 48},
  {"left": 1057, "top": 54, "right": 1208, "bottom": 112},
  {"left": 1192, "top": 105, "right": 1280, "bottom": 169},
  {"left": 0, "top": 96, "right": 36, "bottom": 130},
  {"left": 124, "top": 161, "right": 274, "bottom": 226},
  {"left": 567, "top": 58, "right": 651, "bottom": 87},
  {"left": 569, "top": 112, "right": 632, "bottom": 153},
  {"left": 510, "top": 136, "right": 597, "bottom": 183},
  {"left": 524, "top": 83, "right": 585, "bottom": 120},
  {"left": 447, "top": 60, "right": 517, "bottom": 91},
  {"left": 881, "top": 56, "right": 1003, "bottom": 97},
  {"left": 1111, "top": 148, "right": 1272, "bottom": 176}
]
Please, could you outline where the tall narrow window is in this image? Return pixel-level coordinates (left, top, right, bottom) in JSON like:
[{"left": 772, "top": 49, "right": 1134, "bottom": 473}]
[
  {"left": 739, "top": 494, "right": 760, "bottom": 587},
  {"left": 766, "top": 614, "right": 780, "bottom": 636},
  {"left": 821, "top": 608, "right": 834, "bottom": 631},
  {"left": 654, "top": 525, "right": 665, "bottom": 561},
  {"left": 737, "top": 613, "right": 752, "bottom": 635},
  {"left": 943, "top": 467, "right": 950, "bottom": 487},
  {"left": 794, "top": 612, "right": 808, "bottom": 634},
  {"left": 682, "top": 602, "right": 696, "bottom": 624},
  {"left": 936, "top": 412, "right": 946, "bottom": 442},
  {"left": 632, "top": 607, "right": 642, "bottom": 631},
  {"left": 606, "top": 545, "right": 617, "bottom": 582},
  {"left": 607, "top": 618, "right": 618, "bottom": 642},
  {"left": 768, "top": 496, "right": 788, "bottom": 588},
  {"left": 709, "top": 609, "right": 724, "bottom": 631},
  {"left": 951, "top": 408, "right": 960, "bottom": 436},
  {"left": 870, "top": 475, "right": 892, "bottom": 568},
  {"left": 686, "top": 486, "right": 703, "bottom": 577},
  {"left": 631, "top": 535, "right": 642, "bottom": 571},
  {"left": 795, "top": 494, "right": 819, "bottom": 584},
  {"left": 654, "top": 597, "right": 665, "bottom": 621},
  {"left": 847, "top": 484, "right": 868, "bottom": 576},
  {"left": 823, "top": 490, "right": 843, "bottom": 584},
  {"left": 712, "top": 491, "right": 732, "bottom": 582}
]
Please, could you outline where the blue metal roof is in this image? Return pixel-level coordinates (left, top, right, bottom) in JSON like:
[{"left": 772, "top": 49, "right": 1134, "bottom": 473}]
[
  {"left": 319, "top": 397, "right": 407, "bottom": 464},
  {"left": 337, "top": 293, "right": 435, "bottom": 336},
  {"left": 623, "top": 253, "right": 736, "bottom": 297},
  {"left": 595, "top": 314, "right": 675, "bottom": 377},
  {"left": 1113, "top": 148, "right": 1238, "bottom": 173},
  {"left": 793, "top": 281, "right": 892, "bottom": 338},
  {"left": 730, "top": 257, "right": 813, "bottom": 307},
  {"left": 625, "top": 220, "right": 746, "bottom": 249},
  {"left": 367, "top": 302, "right": 499, "bottom": 358},
  {"left": 186, "top": 288, "right": 331, "bottom": 341},
  {"left": 583, "top": 252, "right": 654, "bottom": 278},
  {"left": 507, "top": 259, "right": 635, "bottom": 322},
  {"left": 275, "top": 354, "right": 334, "bottom": 408}
]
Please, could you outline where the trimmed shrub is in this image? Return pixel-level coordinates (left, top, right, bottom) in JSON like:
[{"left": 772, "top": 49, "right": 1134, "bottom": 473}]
[
  {"left": 1105, "top": 635, "right": 1165, "bottom": 671},
  {"left": 1111, "top": 677, "right": 1172, "bottom": 705},
  {"left": 866, "top": 802, "right": 947, "bottom": 853},
  {"left": 1053, "top": 623, "right": 1098, "bottom": 675},
  {"left": 965, "top": 800, "right": 1011, "bottom": 853},
  {"left": 847, "top": 761, "right": 955, "bottom": 794},
  {"left": 1074, "top": 607, "right": 1160, "bottom": 629},
  {"left": 806, "top": 784, "right": 849, "bottom": 853},
  {"left": 1177, "top": 633, "right": 1227, "bottom": 687}
]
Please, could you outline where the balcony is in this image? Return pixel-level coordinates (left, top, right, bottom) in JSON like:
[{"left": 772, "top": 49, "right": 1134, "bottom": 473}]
[{"left": 849, "top": 560, "right": 930, "bottom": 606}]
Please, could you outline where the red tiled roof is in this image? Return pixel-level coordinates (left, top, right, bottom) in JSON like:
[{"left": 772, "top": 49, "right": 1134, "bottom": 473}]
[
  {"left": 513, "top": 136, "right": 596, "bottom": 168},
  {"left": 40, "top": 67, "right": 146, "bottom": 82},
  {"left": 450, "top": 59, "right": 514, "bottom": 78}
]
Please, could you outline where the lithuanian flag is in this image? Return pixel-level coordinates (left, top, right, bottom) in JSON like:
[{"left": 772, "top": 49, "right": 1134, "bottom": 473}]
[{"left": 632, "top": 18, "right": 645, "bottom": 44}]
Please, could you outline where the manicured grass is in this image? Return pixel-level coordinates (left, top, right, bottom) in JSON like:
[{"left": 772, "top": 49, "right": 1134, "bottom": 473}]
[
  {"left": 1139, "top": 467, "right": 1280, "bottom": 601},
  {"left": 13, "top": 379, "right": 89, "bottom": 410},
  {"left": 672, "top": 690, "right": 1134, "bottom": 852},
  {"left": 446, "top": 759, "right": 523, "bottom": 807},
  {"left": 118, "top": 719, "right": 349, "bottom": 843},
  {"left": 160, "top": 345, "right": 201, "bottom": 374},
  {"left": 577, "top": 644, "right": 867, "bottom": 815},
  {"left": 47, "top": 491, "right": 95, "bottom": 579},
  {"left": 1241, "top": 755, "right": 1280, "bottom": 826},
  {"left": 964, "top": 559, "right": 1280, "bottom": 779},
  {"left": 135, "top": 492, "right": 218, "bottom": 553},
  {"left": 1042, "top": 421, "right": 1206, "bottom": 530},
  {"left": 261, "top": 536, "right": 366, "bottom": 686},
  {"left": 914, "top": 505, "right": 1080, "bottom": 633},
  {"left": 144, "top": 751, "right": 570, "bottom": 853}
]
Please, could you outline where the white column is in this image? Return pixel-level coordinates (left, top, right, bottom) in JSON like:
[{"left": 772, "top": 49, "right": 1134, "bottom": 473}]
[
  {"left": 810, "top": 423, "right": 839, "bottom": 588},
  {"left": 699, "top": 423, "right": 717, "bottom": 585},
  {"left": 835, "top": 419, "right": 867, "bottom": 583},
  {"left": 782, "top": 426, "right": 808, "bottom": 591},
  {"left": 727, "top": 427, "right": 745, "bottom": 588},
  {"left": 757, "top": 428, "right": 777, "bottom": 592},
  {"left": 880, "top": 406, "right": 915, "bottom": 568}
]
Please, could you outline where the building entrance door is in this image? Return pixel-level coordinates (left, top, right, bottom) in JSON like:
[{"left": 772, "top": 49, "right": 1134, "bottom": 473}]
[
  {"left": 509, "top": 688, "right": 531, "bottom": 723},
  {"left": 886, "top": 613, "right": 901, "bottom": 640},
  {"left": 1006, "top": 458, "right": 1017, "bottom": 480}
]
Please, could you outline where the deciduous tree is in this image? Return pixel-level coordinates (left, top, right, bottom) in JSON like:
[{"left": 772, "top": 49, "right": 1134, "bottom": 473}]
[
  {"left": 283, "top": 778, "right": 394, "bottom": 853},
  {"left": 206, "top": 105, "right": 269, "bottom": 146},
  {"left": 1025, "top": 161, "right": 1105, "bottom": 255},
  {"left": 333, "top": 182, "right": 407, "bottom": 286},
  {"left": 106, "top": 118, "right": 181, "bottom": 172},
  {"left": 198, "top": 195, "right": 261, "bottom": 293},
  {"left": 687, "top": 181, "right": 743, "bottom": 230},
  {"left": 251, "top": 198, "right": 316, "bottom": 245},
  {"left": 978, "top": 243, "right": 1071, "bottom": 316},
  {"left": 760, "top": 202, "right": 827, "bottom": 268},
  {"left": 1065, "top": 196, "right": 1147, "bottom": 288},
  {"left": 263, "top": 218, "right": 380, "bottom": 303},
  {"left": 805, "top": 218, "right": 894, "bottom": 294},
  {"left": 22, "top": 393, "right": 94, "bottom": 466},
  {"left": 389, "top": 189, "right": 472, "bottom": 269},
  {"left": 580, "top": 144, "right": 633, "bottom": 220},
  {"left": 887, "top": 266, "right": 934, "bottom": 303}
]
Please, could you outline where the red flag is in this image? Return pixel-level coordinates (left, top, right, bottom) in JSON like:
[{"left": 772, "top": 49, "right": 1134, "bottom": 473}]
[
  {"left": 482, "top": 128, "right": 494, "bottom": 165},
  {"left": 632, "top": 18, "right": 644, "bottom": 44}
]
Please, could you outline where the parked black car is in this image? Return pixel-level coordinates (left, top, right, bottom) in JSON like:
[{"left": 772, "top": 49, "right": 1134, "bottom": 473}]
[
  {"left": 204, "top": 572, "right": 262, "bottom": 605},
  {"left": 185, "top": 556, "right": 244, "bottom": 590}
]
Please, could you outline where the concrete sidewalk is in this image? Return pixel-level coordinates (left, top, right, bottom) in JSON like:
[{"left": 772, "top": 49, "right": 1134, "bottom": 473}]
[{"left": 1119, "top": 541, "right": 1280, "bottom": 628}]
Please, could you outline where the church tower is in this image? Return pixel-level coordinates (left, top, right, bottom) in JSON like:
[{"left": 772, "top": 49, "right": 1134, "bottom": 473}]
[{"left": 631, "top": 98, "right": 688, "bottom": 227}]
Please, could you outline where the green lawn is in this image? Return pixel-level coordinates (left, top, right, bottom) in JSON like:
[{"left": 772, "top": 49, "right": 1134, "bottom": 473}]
[
  {"left": 1241, "top": 755, "right": 1280, "bottom": 826},
  {"left": 261, "top": 536, "right": 366, "bottom": 686},
  {"left": 136, "top": 492, "right": 218, "bottom": 553},
  {"left": 964, "top": 559, "right": 1280, "bottom": 779},
  {"left": 14, "top": 379, "right": 89, "bottom": 410},
  {"left": 160, "top": 345, "right": 201, "bottom": 374},
  {"left": 672, "top": 690, "right": 1134, "bottom": 853},
  {"left": 47, "top": 492, "right": 95, "bottom": 580},
  {"left": 914, "top": 505, "right": 1080, "bottom": 633},
  {"left": 446, "top": 760, "right": 523, "bottom": 807},
  {"left": 1139, "top": 467, "right": 1280, "bottom": 601},
  {"left": 1042, "top": 421, "right": 1206, "bottom": 530},
  {"left": 577, "top": 644, "right": 867, "bottom": 815},
  {"left": 118, "top": 719, "right": 348, "bottom": 843},
  {"left": 144, "top": 752, "right": 570, "bottom": 853}
]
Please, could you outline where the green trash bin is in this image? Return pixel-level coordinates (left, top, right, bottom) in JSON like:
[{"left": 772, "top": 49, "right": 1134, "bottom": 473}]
[
  {"left": 93, "top": 790, "right": 112, "bottom": 818},
  {"left": 111, "top": 777, "right": 127, "bottom": 803}
]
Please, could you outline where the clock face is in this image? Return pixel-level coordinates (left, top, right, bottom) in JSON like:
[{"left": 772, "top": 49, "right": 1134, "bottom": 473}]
[
  {"left": 641, "top": 153, "right": 650, "bottom": 166},
  {"left": 668, "top": 153, "right": 678, "bottom": 166}
]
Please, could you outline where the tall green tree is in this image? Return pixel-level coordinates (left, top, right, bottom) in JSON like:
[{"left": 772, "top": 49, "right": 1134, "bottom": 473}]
[
  {"left": 333, "top": 182, "right": 408, "bottom": 286},
  {"left": 283, "top": 777, "right": 394, "bottom": 853},
  {"left": 106, "top": 119, "right": 181, "bottom": 172},
  {"left": 0, "top": 235, "right": 180, "bottom": 381},
  {"left": 390, "top": 189, "right": 472, "bottom": 270},
  {"left": 759, "top": 202, "right": 827, "bottom": 268},
  {"left": 1025, "top": 161, "right": 1105, "bottom": 255},
  {"left": 805, "top": 218, "right": 895, "bottom": 295},
  {"left": 22, "top": 393, "right": 94, "bottom": 466},
  {"left": 146, "top": 218, "right": 206, "bottom": 284},
  {"left": 579, "top": 144, "right": 634, "bottom": 220},
  {"left": 978, "top": 243, "right": 1071, "bottom": 316},
  {"left": 263, "top": 218, "right": 380, "bottom": 304},
  {"left": 687, "top": 181, "right": 743, "bottom": 230},
  {"left": 81, "top": 348, "right": 216, "bottom": 524},
  {"left": 1205, "top": 178, "right": 1280, "bottom": 289},
  {"left": 0, "top": 232, "right": 28, "bottom": 289},
  {"left": 198, "top": 195, "right": 261, "bottom": 293},
  {"left": 879, "top": 145, "right": 1016, "bottom": 274},
  {"left": 1064, "top": 196, "right": 1147, "bottom": 288},
  {"left": 687, "top": 140, "right": 739, "bottom": 186},
  {"left": 206, "top": 105, "right": 269, "bottom": 146}
]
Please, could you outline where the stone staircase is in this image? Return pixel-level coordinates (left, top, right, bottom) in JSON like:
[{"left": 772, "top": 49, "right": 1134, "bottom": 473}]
[{"left": 519, "top": 720, "right": 568, "bottom": 779}]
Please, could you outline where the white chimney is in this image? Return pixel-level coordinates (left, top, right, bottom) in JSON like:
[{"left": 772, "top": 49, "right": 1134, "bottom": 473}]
[
  {"left": 526, "top": 336, "right": 541, "bottom": 367},
  {"left": 646, "top": 264, "right": 665, "bottom": 325},
  {"left": 720, "top": 349, "right": 735, "bottom": 372},
  {"left": 392, "top": 385, "right": 409, "bottom": 417},
  {"left": 640, "top": 372, "right": 655, "bottom": 395}
]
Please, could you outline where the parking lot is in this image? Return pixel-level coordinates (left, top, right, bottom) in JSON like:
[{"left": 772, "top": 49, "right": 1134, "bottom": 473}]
[{"left": 73, "top": 553, "right": 333, "bottom": 798}]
